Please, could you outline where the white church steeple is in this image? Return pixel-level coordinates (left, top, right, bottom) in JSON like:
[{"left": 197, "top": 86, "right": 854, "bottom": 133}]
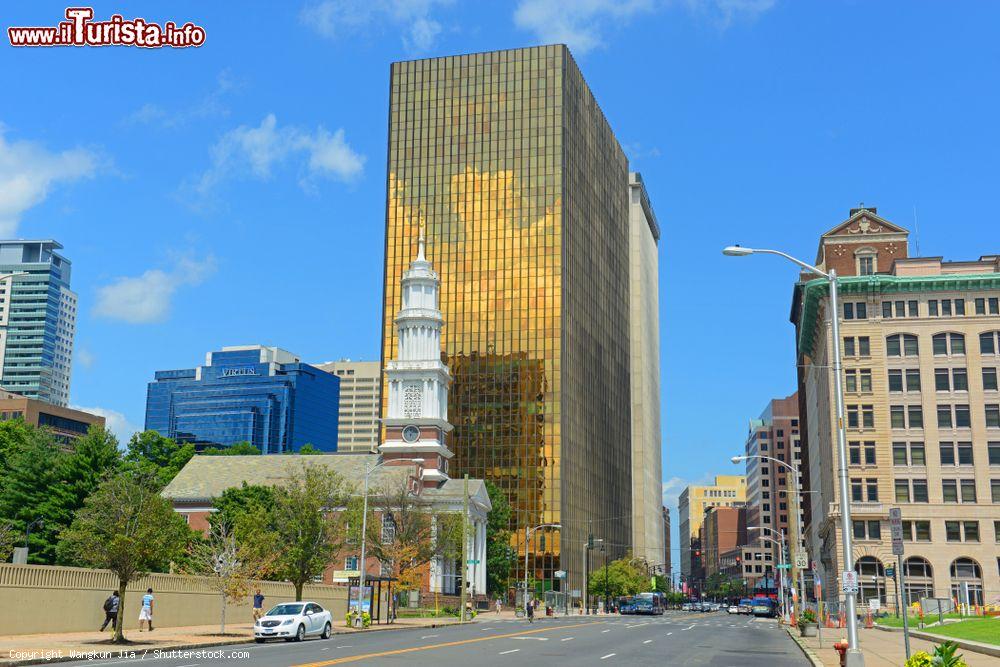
[{"left": 379, "top": 224, "right": 453, "bottom": 486}]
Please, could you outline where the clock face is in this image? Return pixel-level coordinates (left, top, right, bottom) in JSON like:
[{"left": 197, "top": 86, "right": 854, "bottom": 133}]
[{"left": 402, "top": 425, "right": 420, "bottom": 443}]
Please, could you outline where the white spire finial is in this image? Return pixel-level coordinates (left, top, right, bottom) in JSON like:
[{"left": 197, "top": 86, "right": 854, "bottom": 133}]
[{"left": 417, "top": 222, "right": 426, "bottom": 261}]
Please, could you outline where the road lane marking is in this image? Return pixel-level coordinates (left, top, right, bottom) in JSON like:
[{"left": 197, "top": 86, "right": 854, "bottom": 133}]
[
  {"left": 561, "top": 637, "right": 574, "bottom": 642},
  {"left": 292, "top": 621, "right": 603, "bottom": 666},
  {"left": 600, "top": 654, "right": 616, "bottom": 660},
  {"left": 682, "top": 624, "right": 695, "bottom": 631},
  {"left": 643, "top": 640, "right": 652, "bottom": 644},
  {"left": 499, "top": 649, "right": 520, "bottom": 655},
  {"left": 421, "top": 635, "right": 439, "bottom": 639},
  {"left": 666, "top": 632, "right": 673, "bottom": 635},
  {"left": 601, "top": 629, "right": 611, "bottom": 633}
]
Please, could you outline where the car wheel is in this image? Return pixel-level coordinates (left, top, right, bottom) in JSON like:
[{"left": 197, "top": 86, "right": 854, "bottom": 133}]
[
  {"left": 322, "top": 622, "right": 332, "bottom": 639},
  {"left": 295, "top": 624, "right": 305, "bottom": 642}
]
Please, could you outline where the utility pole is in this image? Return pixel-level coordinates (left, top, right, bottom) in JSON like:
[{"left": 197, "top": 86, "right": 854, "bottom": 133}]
[{"left": 461, "top": 474, "right": 469, "bottom": 623}]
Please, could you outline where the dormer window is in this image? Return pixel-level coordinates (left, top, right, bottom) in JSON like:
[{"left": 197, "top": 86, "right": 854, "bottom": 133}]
[{"left": 856, "top": 248, "right": 877, "bottom": 275}]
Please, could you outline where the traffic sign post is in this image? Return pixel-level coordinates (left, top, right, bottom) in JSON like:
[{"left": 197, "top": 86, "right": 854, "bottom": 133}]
[
  {"left": 889, "top": 508, "right": 911, "bottom": 660},
  {"left": 794, "top": 552, "right": 808, "bottom": 570},
  {"left": 842, "top": 570, "right": 858, "bottom": 594}
]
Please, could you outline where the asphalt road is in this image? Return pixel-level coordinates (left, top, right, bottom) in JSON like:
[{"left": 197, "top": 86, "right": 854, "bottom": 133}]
[{"left": 57, "top": 611, "right": 809, "bottom": 667}]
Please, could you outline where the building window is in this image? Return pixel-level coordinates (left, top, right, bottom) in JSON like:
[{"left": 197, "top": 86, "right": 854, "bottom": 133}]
[
  {"left": 935, "top": 368, "right": 968, "bottom": 392},
  {"left": 945, "top": 521, "right": 962, "bottom": 541},
  {"left": 987, "top": 404, "right": 1000, "bottom": 429},
  {"left": 932, "top": 332, "right": 965, "bottom": 356},
  {"left": 845, "top": 369, "right": 872, "bottom": 393},
  {"left": 939, "top": 442, "right": 974, "bottom": 466},
  {"left": 990, "top": 442, "right": 1000, "bottom": 465},
  {"left": 984, "top": 368, "right": 998, "bottom": 391},
  {"left": 345, "top": 556, "right": 359, "bottom": 570},
  {"left": 892, "top": 441, "right": 926, "bottom": 466},
  {"left": 890, "top": 405, "right": 923, "bottom": 429},
  {"left": 901, "top": 521, "right": 931, "bottom": 542},
  {"left": 981, "top": 331, "right": 1000, "bottom": 355},
  {"left": 381, "top": 515, "right": 396, "bottom": 544},
  {"left": 888, "top": 368, "right": 921, "bottom": 393},
  {"left": 847, "top": 404, "right": 875, "bottom": 429},
  {"left": 894, "top": 479, "right": 928, "bottom": 503},
  {"left": 993, "top": 480, "right": 1000, "bottom": 503},
  {"left": 857, "top": 253, "right": 876, "bottom": 276},
  {"left": 950, "top": 558, "right": 984, "bottom": 606},
  {"left": 886, "top": 334, "right": 919, "bottom": 357},
  {"left": 852, "top": 521, "right": 882, "bottom": 540},
  {"left": 942, "top": 479, "right": 976, "bottom": 503},
  {"left": 843, "top": 302, "right": 868, "bottom": 320},
  {"left": 937, "top": 404, "right": 971, "bottom": 429}
]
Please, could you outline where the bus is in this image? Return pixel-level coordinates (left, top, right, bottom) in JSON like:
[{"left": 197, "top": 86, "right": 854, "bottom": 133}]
[
  {"left": 751, "top": 596, "right": 777, "bottom": 618},
  {"left": 633, "top": 592, "right": 666, "bottom": 616}
]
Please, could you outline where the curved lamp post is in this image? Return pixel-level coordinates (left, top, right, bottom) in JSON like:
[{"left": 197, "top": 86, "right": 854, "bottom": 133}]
[
  {"left": 523, "top": 523, "right": 560, "bottom": 611},
  {"left": 723, "top": 245, "right": 863, "bottom": 667}
]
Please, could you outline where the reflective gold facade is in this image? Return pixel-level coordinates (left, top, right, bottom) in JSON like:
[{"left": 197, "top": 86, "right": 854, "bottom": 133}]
[{"left": 381, "top": 45, "right": 632, "bottom": 595}]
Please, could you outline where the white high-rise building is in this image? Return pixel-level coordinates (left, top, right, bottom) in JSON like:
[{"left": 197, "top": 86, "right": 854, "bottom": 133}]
[
  {"left": 0, "top": 240, "right": 77, "bottom": 406},
  {"left": 628, "top": 173, "right": 665, "bottom": 566},
  {"left": 317, "top": 360, "right": 381, "bottom": 452}
]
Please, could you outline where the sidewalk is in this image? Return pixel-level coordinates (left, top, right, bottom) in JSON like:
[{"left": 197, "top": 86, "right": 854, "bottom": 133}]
[
  {"left": 0, "top": 617, "right": 465, "bottom": 667},
  {"left": 790, "top": 625, "right": 1000, "bottom": 666}
]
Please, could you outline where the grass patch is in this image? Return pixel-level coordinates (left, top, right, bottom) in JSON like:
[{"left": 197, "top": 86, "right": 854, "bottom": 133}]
[
  {"left": 922, "top": 618, "right": 1000, "bottom": 646},
  {"left": 876, "top": 612, "right": 964, "bottom": 628}
]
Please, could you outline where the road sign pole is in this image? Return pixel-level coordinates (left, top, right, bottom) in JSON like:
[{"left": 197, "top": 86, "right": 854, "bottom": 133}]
[{"left": 898, "top": 553, "right": 911, "bottom": 660}]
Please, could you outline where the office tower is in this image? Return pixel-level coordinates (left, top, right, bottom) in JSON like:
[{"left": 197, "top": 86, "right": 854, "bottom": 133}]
[
  {"left": 145, "top": 345, "right": 340, "bottom": 453},
  {"left": 318, "top": 360, "right": 381, "bottom": 452},
  {"left": 0, "top": 240, "right": 76, "bottom": 406},
  {"left": 0, "top": 389, "right": 104, "bottom": 443},
  {"left": 679, "top": 476, "right": 747, "bottom": 587},
  {"left": 701, "top": 505, "right": 747, "bottom": 578},
  {"left": 380, "top": 44, "right": 634, "bottom": 595},
  {"left": 793, "top": 206, "right": 1000, "bottom": 607},
  {"left": 628, "top": 172, "right": 664, "bottom": 566},
  {"left": 743, "top": 393, "right": 801, "bottom": 571}
]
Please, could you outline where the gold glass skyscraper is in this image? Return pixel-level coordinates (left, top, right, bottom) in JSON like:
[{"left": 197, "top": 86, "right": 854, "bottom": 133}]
[{"left": 380, "top": 45, "right": 632, "bottom": 597}]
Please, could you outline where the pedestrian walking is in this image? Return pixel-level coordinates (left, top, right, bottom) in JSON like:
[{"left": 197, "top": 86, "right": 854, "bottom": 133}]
[
  {"left": 526, "top": 598, "right": 534, "bottom": 623},
  {"left": 495, "top": 598, "right": 502, "bottom": 615},
  {"left": 138, "top": 588, "right": 154, "bottom": 632},
  {"left": 252, "top": 589, "right": 265, "bottom": 622},
  {"left": 100, "top": 591, "right": 119, "bottom": 632}
]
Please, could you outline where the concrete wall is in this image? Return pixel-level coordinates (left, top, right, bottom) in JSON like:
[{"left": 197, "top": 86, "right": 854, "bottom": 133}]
[{"left": 0, "top": 564, "right": 348, "bottom": 635}]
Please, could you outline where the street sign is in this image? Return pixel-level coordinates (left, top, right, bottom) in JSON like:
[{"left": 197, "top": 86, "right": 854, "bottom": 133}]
[
  {"left": 842, "top": 570, "right": 858, "bottom": 594},
  {"left": 889, "top": 507, "right": 905, "bottom": 555},
  {"left": 554, "top": 570, "right": 567, "bottom": 579},
  {"left": 467, "top": 559, "right": 480, "bottom": 565},
  {"left": 775, "top": 563, "right": 791, "bottom": 570},
  {"left": 794, "top": 552, "right": 808, "bottom": 569},
  {"left": 885, "top": 566, "right": 895, "bottom": 579}
]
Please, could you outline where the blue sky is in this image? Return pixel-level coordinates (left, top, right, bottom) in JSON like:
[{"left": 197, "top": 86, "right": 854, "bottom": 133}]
[{"left": 2, "top": 1, "right": 999, "bottom": 554}]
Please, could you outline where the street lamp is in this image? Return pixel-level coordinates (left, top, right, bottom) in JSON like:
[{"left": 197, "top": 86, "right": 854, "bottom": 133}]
[
  {"left": 724, "top": 244, "right": 863, "bottom": 666},
  {"left": 523, "top": 523, "right": 560, "bottom": 612},
  {"left": 732, "top": 453, "right": 807, "bottom": 621},
  {"left": 748, "top": 526, "right": 787, "bottom": 622},
  {"left": 353, "top": 456, "right": 424, "bottom": 628}
]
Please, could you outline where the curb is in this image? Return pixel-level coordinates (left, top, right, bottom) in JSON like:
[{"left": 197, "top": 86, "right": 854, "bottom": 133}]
[
  {"left": 0, "top": 620, "right": 469, "bottom": 667},
  {"left": 785, "top": 628, "right": 825, "bottom": 667},
  {"left": 907, "top": 629, "right": 1000, "bottom": 659}
]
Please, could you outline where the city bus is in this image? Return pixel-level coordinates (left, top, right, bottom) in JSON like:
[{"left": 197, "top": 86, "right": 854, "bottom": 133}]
[
  {"left": 751, "top": 596, "right": 777, "bottom": 618},
  {"left": 633, "top": 592, "right": 666, "bottom": 615}
]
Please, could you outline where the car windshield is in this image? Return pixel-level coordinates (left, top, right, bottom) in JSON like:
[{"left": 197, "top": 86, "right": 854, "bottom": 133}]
[{"left": 267, "top": 604, "right": 303, "bottom": 616}]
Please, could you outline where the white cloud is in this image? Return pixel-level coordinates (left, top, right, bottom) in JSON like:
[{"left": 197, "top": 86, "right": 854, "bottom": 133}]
[
  {"left": 94, "top": 254, "right": 216, "bottom": 324},
  {"left": 300, "top": 0, "right": 454, "bottom": 53},
  {"left": 75, "top": 347, "right": 96, "bottom": 370},
  {"left": 71, "top": 405, "right": 140, "bottom": 446},
  {"left": 513, "top": 0, "right": 655, "bottom": 55},
  {"left": 194, "top": 114, "right": 365, "bottom": 196},
  {"left": 513, "top": 0, "right": 776, "bottom": 53},
  {"left": 124, "top": 69, "right": 239, "bottom": 128},
  {"left": 0, "top": 125, "right": 99, "bottom": 236}
]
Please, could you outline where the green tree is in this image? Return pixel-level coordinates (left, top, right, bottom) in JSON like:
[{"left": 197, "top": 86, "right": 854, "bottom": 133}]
[
  {"left": 124, "top": 430, "right": 195, "bottom": 487},
  {"left": 0, "top": 519, "right": 14, "bottom": 562},
  {"left": 201, "top": 442, "right": 260, "bottom": 456},
  {"left": 210, "top": 482, "right": 276, "bottom": 531},
  {"left": 271, "top": 465, "right": 349, "bottom": 601},
  {"left": 588, "top": 555, "right": 649, "bottom": 599},
  {"left": 0, "top": 425, "right": 65, "bottom": 563},
  {"left": 297, "top": 444, "right": 324, "bottom": 455},
  {"left": 483, "top": 481, "right": 515, "bottom": 595},
  {"left": 60, "top": 471, "right": 191, "bottom": 643}
]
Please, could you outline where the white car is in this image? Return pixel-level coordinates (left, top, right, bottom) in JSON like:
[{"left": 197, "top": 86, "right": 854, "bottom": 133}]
[
  {"left": 254, "top": 602, "right": 333, "bottom": 643},
  {"left": 728, "top": 605, "right": 739, "bottom": 614}
]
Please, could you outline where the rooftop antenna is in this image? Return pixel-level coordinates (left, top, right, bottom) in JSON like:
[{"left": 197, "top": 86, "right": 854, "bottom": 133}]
[{"left": 912, "top": 205, "right": 921, "bottom": 257}]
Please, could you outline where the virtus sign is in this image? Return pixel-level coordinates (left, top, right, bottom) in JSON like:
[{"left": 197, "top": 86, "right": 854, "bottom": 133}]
[
  {"left": 7, "top": 7, "right": 206, "bottom": 48},
  {"left": 221, "top": 367, "right": 258, "bottom": 378}
]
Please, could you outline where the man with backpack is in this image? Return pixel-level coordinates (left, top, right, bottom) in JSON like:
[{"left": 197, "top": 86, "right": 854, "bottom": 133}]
[{"left": 100, "top": 591, "right": 119, "bottom": 632}]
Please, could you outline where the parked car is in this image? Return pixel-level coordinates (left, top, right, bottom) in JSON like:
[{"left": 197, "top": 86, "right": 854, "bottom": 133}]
[
  {"left": 728, "top": 605, "right": 740, "bottom": 614},
  {"left": 681, "top": 603, "right": 692, "bottom": 611},
  {"left": 254, "top": 602, "right": 333, "bottom": 643}
]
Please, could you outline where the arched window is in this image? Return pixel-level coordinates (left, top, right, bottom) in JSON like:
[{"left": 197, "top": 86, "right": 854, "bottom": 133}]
[
  {"left": 949, "top": 558, "right": 983, "bottom": 606},
  {"left": 886, "top": 334, "right": 919, "bottom": 357},
  {"left": 903, "top": 557, "right": 934, "bottom": 603},
  {"left": 980, "top": 331, "right": 1000, "bottom": 355},
  {"left": 855, "top": 556, "right": 886, "bottom": 604},
  {"left": 932, "top": 332, "right": 966, "bottom": 356}
]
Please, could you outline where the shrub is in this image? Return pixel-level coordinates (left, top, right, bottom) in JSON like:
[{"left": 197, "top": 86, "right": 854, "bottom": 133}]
[
  {"left": 932, "top": 641, "right": 967, "bottom": 667},
  {"left": 797, "top": 609, "right": 817, "bottom": 629},
  {"left": 904, "top": 651, "right": 933, "bottom": 667}
]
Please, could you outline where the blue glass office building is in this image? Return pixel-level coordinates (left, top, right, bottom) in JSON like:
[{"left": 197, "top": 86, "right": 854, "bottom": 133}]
[{"left": 145, "top": 346, "right": 340, "bottom": 453}]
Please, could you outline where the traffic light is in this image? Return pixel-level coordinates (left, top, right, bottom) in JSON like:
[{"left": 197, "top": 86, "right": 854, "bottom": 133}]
[{"left": 587, "top": 535, "right": 594, "bottom": 549}]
